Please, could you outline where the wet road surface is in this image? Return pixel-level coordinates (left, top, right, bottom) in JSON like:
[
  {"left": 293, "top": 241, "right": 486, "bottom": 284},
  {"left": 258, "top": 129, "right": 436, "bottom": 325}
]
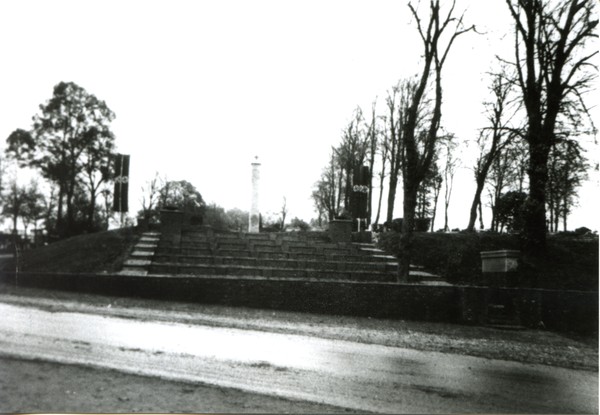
[{"left": 0, "top": 303, "right": 596, "bottom": 413}]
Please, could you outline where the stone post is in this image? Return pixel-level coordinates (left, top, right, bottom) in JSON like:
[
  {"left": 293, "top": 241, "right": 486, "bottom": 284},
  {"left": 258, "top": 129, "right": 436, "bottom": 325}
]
[
  {"left": 329, "top": 220, "right": 352, "bottom": 243},
  {"left": 480, "top": 250, "right": 520, "bottom": 288},
  {"left": 480, "top": 250, "right": 521, "bottom": 326},
  {"left": 249, "top": 159, "right": 261, "bottom": 233},
  {"left": 160, "top": 208, "right": 183, "bottom": 253}
]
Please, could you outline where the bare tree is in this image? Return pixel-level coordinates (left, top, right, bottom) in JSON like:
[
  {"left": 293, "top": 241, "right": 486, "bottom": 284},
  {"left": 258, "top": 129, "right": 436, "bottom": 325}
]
[
  {"left": 398, "top": 0, "right": 475, "bottom": 282},
  {"left": 1, "top": 179, "right": 26, "bottom": 234},
  {"left": 42, "top": 184, "right": 58, "bottom": 234},
  {"left": 312, "top": 153, "right": 343, "bottom": 221},
  {"left": 334, "top": 107, "right": 369, "bottom": 210},
  {"left": 373, "top": 116, "right": 389, "bottom": 228},
  {"left": 81, "top": 130, "right": 115, "bottom": 229},
  {"left": 366, "top": 99, "right": 378, "bottom": 227},
  {"left": 20, "top": 180, "right": 45, "bottom": 242},
  {"left": 383, "top": 81, "right": 419, "bottom": 225},
  {"left": 415, "top": 157, "right": 442, "bottom": 220},
  {"left": 279, "top": 196, "right": 288, "bottom": 232},
  {"left": 503, "top": 0, "right": 598, "bottom": 255},
  {"left": 466, "top": 71, "right": 518, "bottom": 232},
  {"left": 487, "top": 139, "right": 528, "bottom": 231},
  {"left": 442, "top": 141, "right": 461, "bottom": 231},
  {"left": 546, "top": 139, "right": 589, "bottom": 231},
  {"left": 140, "top": 172, "right": 162, "bottom": 220}
]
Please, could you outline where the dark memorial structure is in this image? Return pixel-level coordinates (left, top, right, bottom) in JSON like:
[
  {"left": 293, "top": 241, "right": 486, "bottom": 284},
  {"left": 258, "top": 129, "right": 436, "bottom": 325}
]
[
  {"left": 350, "top": 165, "right": 370, "bottom": 231},
  {"left": 113, "top": 154, "right": 130, "bottom": 213}
]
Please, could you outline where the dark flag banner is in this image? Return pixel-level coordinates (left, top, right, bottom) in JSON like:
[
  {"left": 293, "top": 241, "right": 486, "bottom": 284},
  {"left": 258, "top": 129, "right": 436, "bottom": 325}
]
[
  {"left": 113, "top": 154, "right": 130, "bottom": 212},
  {"left": 351, "top": 165, "right": 370, "bottom": 219}
]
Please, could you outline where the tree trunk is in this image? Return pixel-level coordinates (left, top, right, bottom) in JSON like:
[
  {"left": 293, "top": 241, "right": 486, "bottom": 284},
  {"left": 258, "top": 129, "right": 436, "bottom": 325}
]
[
  {"left": 386, "top": 173, "right": 398, "bottom": 224},
  {"left": 467, "top": 177, "right": 485, "bottom": 232},
  {"left": 367, "top": 151, "right": 376, "bottom": 227},
  {"left": 562, "top": 201, "right": 568, "bottom": 232},
  {"left": 57, "top": 185, "right": 64, "bottom": 233},
  {"left": 523, "top": 138, "right": 550, "bottom": 255},
  {"left": 374, "top": 172, "right": 385, "bottom": 227},
  {"left": 478, "top": 200, "right": 484, "bottom": 230},
  {"left": 444, "top": 199, "right": 449, "bottom": 231},
  {"left": 490, "top": 199, "right": 496, "bottom": 232},
  {"left": 88, "top": 193, "right": 96, "bottom": 230},
  {"left": 398, "top": 183, "right": 418, "bottom": 283},
  {"left": 430, "top": 186, "right": 440, "bottom": 232},
  {"left": 66, "top": 185, "right": 75, "bottom": 236}
]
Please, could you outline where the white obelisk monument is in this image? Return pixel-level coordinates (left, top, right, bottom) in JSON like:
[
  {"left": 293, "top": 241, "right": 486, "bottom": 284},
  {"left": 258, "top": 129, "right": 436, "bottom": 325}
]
[{"left": 249, "top": 157, "right": 261, "bottom": 233}]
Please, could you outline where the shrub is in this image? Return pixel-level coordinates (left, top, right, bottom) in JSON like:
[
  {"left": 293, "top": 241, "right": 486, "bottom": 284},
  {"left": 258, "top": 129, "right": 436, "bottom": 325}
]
[
  {"left": 414, "top": 218, "right": 431, "bottom": 232},
  {"left": 385, "top": 218, "right": 431, "bottom": 232},
  {"left": 290, "top": 217, "right": 310, "bottom": 232}
]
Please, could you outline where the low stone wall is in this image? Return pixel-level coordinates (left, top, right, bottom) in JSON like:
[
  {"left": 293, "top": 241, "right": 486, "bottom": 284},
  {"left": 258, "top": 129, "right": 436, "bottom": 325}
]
[{"left": 1, "top": 272, "right": 596, "bottom": 334}]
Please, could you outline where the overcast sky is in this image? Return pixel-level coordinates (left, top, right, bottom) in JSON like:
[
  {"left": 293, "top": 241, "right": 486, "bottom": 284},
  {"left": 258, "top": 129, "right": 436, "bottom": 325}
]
[{"left": 1, "top": 0, "right": 597, "bottom": 231}]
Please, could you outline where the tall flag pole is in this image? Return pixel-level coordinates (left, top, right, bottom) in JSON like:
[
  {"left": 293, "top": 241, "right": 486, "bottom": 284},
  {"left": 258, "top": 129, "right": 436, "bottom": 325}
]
[{"left": 113, "top": 154, "right": 130, "bottom": 213}]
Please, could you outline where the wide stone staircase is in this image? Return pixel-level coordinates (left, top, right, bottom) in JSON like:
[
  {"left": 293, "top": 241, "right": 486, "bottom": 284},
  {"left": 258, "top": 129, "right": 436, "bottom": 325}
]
[{"left": 121, "top": 229, "right": 447, "bottom": 284}]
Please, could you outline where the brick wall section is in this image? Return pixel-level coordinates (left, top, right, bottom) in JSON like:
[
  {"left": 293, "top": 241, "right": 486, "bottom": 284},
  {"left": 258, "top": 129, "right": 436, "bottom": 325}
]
[{"left": 1, "top": 272, "right": 596, "bottom": 334}]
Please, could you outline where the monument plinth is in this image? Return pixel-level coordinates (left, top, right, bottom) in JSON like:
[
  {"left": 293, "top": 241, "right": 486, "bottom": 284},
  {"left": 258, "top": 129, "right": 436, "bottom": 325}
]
[
  {"left": 249, "top": 158, "right": 261, "bottom": 233},
  {"left": 480, "top": 250, "right": 520, "bottom": 287}
]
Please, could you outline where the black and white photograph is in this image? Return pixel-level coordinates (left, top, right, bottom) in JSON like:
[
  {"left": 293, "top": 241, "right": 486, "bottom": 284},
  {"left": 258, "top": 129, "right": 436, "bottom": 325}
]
[{"left": 0, "top": 0, "right": 598, "bottom": 413}]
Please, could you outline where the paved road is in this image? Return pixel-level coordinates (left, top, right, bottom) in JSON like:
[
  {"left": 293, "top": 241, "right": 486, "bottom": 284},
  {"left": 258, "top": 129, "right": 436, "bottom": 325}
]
[{"left": 0, "top": 303, "right": 596, "bottom": 413}]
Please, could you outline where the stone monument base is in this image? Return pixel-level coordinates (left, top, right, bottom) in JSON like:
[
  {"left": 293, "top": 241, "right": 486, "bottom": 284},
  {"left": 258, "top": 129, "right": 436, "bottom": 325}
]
[{"left": 329, "top": 220, "right": 352, "bottom": 243}]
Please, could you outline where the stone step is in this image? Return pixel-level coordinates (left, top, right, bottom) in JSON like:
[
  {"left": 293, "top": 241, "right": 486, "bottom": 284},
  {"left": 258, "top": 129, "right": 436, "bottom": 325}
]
[
  {"left": 251, "top": 244, "right": 283, "bottom": 253},
  {"left": 355, "top": 243, "right": 388, "bottom": 252},
  {"left": 373, "top": 254, "right": 397, "bottom": 260},
  {"left": 124, "top": 258, "right": 153, "bottom": 267},
  {"left": 411, "top": 270, "right": 442, "bottom": 281},
  {"left": 118, "top": 232, "right": 159, "bottom": 276},
  {"left": 180, "top": 237, "right": 211, "bottom": 244},
  {"left": 148, "top": 262, "right": 396, "bottom": 282},
  {"left": 134, "top": 243, "right": 158, "bottom": 252},
  {"left": 419, "top": 280, "right": 453, "bottom": 286},
  {"left": 155, "top": 248, "right": 392, "bottom": 263},
  {"left": 118, "top": 268, "right": 149, "bottom": 276},
  {"left": 217, "top": 243, "right": 249, "bottom": 251},
  {"left": 152, "top": 254, "right": 397, "bottom": 272},
  {"left": 154, "top": 230, "right": 446, "bottom": 284},
  {"left": 130, "top": 251, "right": 155, "bottom": 258},
  {"left": 139, "top": 236, "right": 160, "bottom": 242},
  {"left": 179, "top": 241, "right": 212, "bottom": 249},
  {"left": 248, "top": 240, "right": 279, "bottom": 247},
  {"left": 244, "top": 234, "right": 271, "bottom": 241}
]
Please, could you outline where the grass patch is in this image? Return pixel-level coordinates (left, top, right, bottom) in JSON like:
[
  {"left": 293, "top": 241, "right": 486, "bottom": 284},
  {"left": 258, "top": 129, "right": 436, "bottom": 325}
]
[
  {"left": 377, "top": 231, "right": 598, "bottom": 291},
  {"left": 0, "top": 227, "right": 141, "bottom": 274}
]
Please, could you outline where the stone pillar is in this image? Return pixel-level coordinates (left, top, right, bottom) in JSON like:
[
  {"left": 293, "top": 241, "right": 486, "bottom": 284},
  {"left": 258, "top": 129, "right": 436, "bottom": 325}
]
[
  {"left": 480, "top": 250, "right": 520, "bottom": 288},
  {"left": 160, "top": 208, "right": 183, "bottom": 236},
  {"left": 249, "top": 159, "right": 261, "bottom": 233},
  {"left": 480, "top": 250, "right": 521, "bottom": 327},
  {"left": 329, "top": 220, "right": 352, "bottom": 243}
]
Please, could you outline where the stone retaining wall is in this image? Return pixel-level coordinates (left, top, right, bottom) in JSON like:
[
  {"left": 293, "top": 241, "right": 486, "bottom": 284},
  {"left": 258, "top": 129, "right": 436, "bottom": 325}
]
[{"left": 1, "top": 272, "right": 596, "bottom": 334}]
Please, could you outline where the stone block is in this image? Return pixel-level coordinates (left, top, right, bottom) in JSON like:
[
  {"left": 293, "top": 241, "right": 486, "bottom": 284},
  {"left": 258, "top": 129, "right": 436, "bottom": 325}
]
[
  {"left": 481, "top": 250, "right": 520, "bottom": 288},
  {"left": 329, "top": 220, "right": 352, "bottom": 243},
  {"left": 480, "top": 250, "right": 520, "bottom": 273},
  {"left": 160, "top": 209, "right": 183, "bottom": 236}
]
